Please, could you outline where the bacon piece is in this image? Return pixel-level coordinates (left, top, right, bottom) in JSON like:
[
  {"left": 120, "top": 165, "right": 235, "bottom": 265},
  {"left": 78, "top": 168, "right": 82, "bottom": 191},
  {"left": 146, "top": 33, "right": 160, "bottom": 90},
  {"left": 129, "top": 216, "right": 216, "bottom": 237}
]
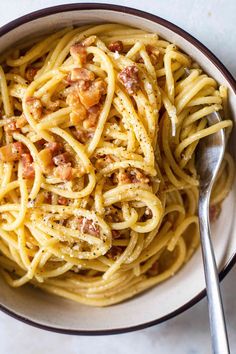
[
  {"left": 104, "top": 206, "right": 121, "bottom": 223},
  {"left": 35, "top": 139, "right": 47, "bottom": 149},
  {"left": 83, "top": 104, "right": 100, "bottom": 129},
  {"left": 54, "top": 163, "right": 73, "bottom": 181},
  {"left": 4, "top": 114, "right": 27, "bottom": 134},
  {"left": 58, "top": 196, "right": 69, "bottom": 205},
  {"left": 0, "top": 142, "right": 24, "bottom": 162},
  {"left": 26, "top": 97, "right": 43, "bottom": 120},
  {"left": 64, "top": 74, "right": 74, "bottom": 86},
  {"left": 38, "top": 148, "right": 53, "bottom": 172},
  {"left": 44, "top": 142, "right": 63, "bottom": 155},
  {"left": 95, "top": 154, "right": 115, "bottom": 169},
  {"left": 4, "top": 120, "right": 18, "bottom": 134},
  {"left": 44, "top": 191, "right": 52, "bottom": 204},
  {"left": 137, "top": 58, "right": 144, "bottom": 64},
  {"left": 39, "top": 143, "right": 66, "bottom": 173},
  {"left": 106, "top": 246, "right": 123, "bottom": 260},
  {"left": 108, "top": 40, "right": 123, "bottom": 53},
  {"left": 77, "top": 79, "right": 106, "bottom": 109},
  {"left": 71, "top": 68, "right": 95, "bottom": 82},
  {"left": 46, "top": 99, "right": 60, "bottom": 112},
  {"left": 117, "top": 170, "right": 131, "bottom": 184},
  {"left": 67, "top": 68, "right": 95, "bottom": 91},
  {"left": 94, "top": 79, "right": 107, "bottom": 95},
  {"left": 22, "top": 153, "right": 35, "bottom": 179},
  {"left": 66, "top": 90, "right": 87, "bottom": 122},
  {"left": 70, "top": 43, "right": 87, "bottom": 64},
  {"left": 146, "top": 45, "right": 160, "bottom": 65},
  {"left": 77, "top": 217, "right": 100, "bottom": 236},
  {"left": 112, "top": 230, "right": 120, "bottom": 239},
  {"left": 52, "top": 152, "right": 71, "bottom": 166},
  {"left": 25, "top": 66, "right": 38, "bottom": 82},
  {"left": 147, "top": 261, "right": 159, "bottom": 276},
  {"left": 71, "top": 128, "right": 94, "bottom": 144},
  {"left": 16, "top": 114, "right": 27, "bottom": 128},
  {"left": 118, "top": 65, "right": 140, "bottom": 95},
  {"left": 129, "top": 169, "right": 149, "bottom": 183},
  {"left": 118, "top": 168, "right": 149, "bottom": 185},
  {"left": 69, "top": 111, "right": 87, "bottom": 126}
]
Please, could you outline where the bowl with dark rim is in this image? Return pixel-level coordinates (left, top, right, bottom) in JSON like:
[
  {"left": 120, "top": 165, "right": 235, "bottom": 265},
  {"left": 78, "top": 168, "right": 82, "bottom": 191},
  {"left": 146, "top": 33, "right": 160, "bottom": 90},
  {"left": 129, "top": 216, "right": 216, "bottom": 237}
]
[{"left": 0, "top": 3, "right": 236, "bottom": 335}]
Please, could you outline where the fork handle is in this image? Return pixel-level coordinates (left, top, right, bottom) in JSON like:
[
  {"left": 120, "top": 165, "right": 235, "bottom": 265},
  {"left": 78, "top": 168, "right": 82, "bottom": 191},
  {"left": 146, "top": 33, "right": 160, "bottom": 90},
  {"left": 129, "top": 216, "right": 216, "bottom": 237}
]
[{"left": 198, "top": 193, "right": 230, "bottom": 354}]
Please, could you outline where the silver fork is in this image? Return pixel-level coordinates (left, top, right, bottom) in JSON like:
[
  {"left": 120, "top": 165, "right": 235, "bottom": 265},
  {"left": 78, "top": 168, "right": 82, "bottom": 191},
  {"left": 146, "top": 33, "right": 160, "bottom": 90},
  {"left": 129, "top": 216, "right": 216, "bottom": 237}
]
[{"left": 196, "top": 111, "right": 230, "bottom": 354}]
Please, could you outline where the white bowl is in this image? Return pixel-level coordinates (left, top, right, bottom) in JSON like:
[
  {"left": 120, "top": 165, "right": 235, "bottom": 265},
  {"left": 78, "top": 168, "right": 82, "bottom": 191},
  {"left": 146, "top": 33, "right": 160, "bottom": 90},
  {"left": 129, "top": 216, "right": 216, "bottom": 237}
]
[{"left": 0, "top": 4, "right": 235, "bottom": 335}]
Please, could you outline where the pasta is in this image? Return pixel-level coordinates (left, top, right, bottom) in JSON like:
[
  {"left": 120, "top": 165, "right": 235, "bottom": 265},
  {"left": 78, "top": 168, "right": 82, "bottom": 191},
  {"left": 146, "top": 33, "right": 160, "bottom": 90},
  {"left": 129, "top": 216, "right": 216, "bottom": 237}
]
[{"left": 0, "top": 24, "right": 234, "bottom": 306}]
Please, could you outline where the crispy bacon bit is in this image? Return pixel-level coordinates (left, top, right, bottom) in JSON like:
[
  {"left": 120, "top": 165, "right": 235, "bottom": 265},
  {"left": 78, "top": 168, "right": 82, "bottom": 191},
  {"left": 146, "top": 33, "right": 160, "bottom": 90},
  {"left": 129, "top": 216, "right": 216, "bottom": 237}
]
[
  {"left": 130, "top": 169, "right": 149, "bottom": 183},
  {"left": 22, "top": 153, "right": 35, "bottom": 179},
  {"left": 69, "top": 112, "right": 86, "bottom": 126},
  {"left": 4, "top": 120, "right": 18, "bottom": 134},
  {"left": 4, "top": 114, "right": 27, "bottom": 134},
  {"left": 77, "top": 217, "right": 100, "bottom": 236},
  {"left": 52, "top": 152, "right": 71, "bottom": 166},
  {"left": 70, "top": 43, "right": 87, "bottom": 64},
  {"left": 147, "top": 261, "right": 159, "bottom": 276},
  {"left": 67, "top": 68, "right": 94, "bottom": 91},
  {"left": 209, "top": 204, "right": 221, "bottom": 222},
  {"left": 46, "top": 99, "right": 60, "bottom": 112},
  {"left": 76, "top": 80, "right": 91, "bottom": 91},
  {"left": 71, "top": 128, "right": 94, "bottom": 144},
  {"left": 54, "top": 163, "right": 73, "bottom": 181},
  {"left": 112, "top": 230, "right": 120, "bottom": 239},
  {"left": 78, "top": 79, "right": 106, "bottom": 109},
  {"left": 116, "top": 171, "right": 130, "bottom": 184},
  {"left": 66, "top": 90, "right": 87, "bottom": 122},
  {"left": 38, "top": 148, "right": 53, "bottom": 172},
  {"left": 83, "top": 104, "right": 100, "bottom": 129},
  {"left": 104, "top": 206, "right": 120, "bottom": 223},
  {"left": 25, "top": 66, "right": 38, "bottom": 82},
  {"left": 137, "top": 57, "right": 144, "bottom": 64},
  {"left": 107, "top": 246, "right": 123, "bottom": 260},
  {"left": 58, "top": 196, "right": 69, "bottom": 205},
  {"left": 118, "top": 168, "right": 149, "bottom": 185},
  {"left": 16, "top": 114, "right": 27, "bottom": 128},
  {"left": 71, "top": 68, "right": 95, "bottom": 83},
  {"left": 94, "top": 79, "right": 107, "bottom": 95},
  {"left": 44, "top": 142, "right": 63, "bottom": 154},
  {"left": 64, "top": 74, "right": 74, "bottom": 86},
  {"left": 118, "top": 65, "right": 140, "bottom": 95},
  {"left": 44, "top": 191, "right": 52, "bottom": 204},
  {"left": 26, "top": 97, "right": 43, "bottom": 120},
  {"left": 145, "top": 45, "right": 160, "bottom": 65},
  {"left": 108, "top": 40, "right": 123, "bottom": 53},
  {"left": 95, "top": 154, "right": 115, "bottom": 169},
  {"left": 0, "top": 142, "right": 24, "bottom": 162},
  {"left": 35, "top": 139, "right": 46, "bottom": 149}
]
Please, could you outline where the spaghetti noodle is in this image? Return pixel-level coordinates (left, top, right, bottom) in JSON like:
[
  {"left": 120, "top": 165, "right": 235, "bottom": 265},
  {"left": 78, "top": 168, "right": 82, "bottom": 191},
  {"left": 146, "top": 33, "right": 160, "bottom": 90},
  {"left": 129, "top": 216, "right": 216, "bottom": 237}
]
[{"left": 0, "top": 24, "right": 234, "bottom": 306}]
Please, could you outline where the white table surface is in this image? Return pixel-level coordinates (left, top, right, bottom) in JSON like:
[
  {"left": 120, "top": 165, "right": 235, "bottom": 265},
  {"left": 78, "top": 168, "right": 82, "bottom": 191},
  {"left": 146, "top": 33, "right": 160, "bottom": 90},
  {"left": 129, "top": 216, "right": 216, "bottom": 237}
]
[{"left": 0, "top": 1, "right": 235, "bottom": 353}]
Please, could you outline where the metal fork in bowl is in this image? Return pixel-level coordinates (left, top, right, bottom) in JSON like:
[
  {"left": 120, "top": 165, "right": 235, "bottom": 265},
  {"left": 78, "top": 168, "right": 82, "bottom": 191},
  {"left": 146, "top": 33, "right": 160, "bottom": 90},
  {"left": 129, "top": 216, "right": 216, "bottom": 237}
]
[{"left": 196, "top": 111, "right": 230, "bottom": 354}]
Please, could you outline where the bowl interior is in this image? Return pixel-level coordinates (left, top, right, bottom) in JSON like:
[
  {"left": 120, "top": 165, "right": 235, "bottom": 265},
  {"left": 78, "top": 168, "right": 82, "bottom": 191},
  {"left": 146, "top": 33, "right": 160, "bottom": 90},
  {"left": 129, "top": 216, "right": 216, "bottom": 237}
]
[{"left": 0, "top": 7, "right": 236, "bottom": 333}]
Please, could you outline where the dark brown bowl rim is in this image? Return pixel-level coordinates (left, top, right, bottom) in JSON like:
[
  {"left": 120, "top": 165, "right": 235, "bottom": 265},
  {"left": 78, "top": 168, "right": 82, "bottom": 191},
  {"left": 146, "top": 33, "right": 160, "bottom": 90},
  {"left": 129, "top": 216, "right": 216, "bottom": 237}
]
[{"left": 0, "top": 3, "right": 236, "bottom": 336}]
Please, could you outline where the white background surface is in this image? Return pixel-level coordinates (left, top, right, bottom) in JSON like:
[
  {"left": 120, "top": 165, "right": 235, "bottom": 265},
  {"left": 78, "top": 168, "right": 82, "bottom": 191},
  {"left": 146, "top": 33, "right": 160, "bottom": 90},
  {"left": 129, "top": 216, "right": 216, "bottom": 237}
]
[{"left": 0, "top": 1, "right": 235, "bottom": 353}]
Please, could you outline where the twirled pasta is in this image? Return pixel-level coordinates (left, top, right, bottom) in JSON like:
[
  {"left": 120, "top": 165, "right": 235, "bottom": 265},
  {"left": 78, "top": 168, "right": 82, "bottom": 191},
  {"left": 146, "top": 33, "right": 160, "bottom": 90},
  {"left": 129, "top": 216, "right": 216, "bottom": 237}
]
[{"left": 0, "top": 24, "right": 234, "bottom": 306}]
